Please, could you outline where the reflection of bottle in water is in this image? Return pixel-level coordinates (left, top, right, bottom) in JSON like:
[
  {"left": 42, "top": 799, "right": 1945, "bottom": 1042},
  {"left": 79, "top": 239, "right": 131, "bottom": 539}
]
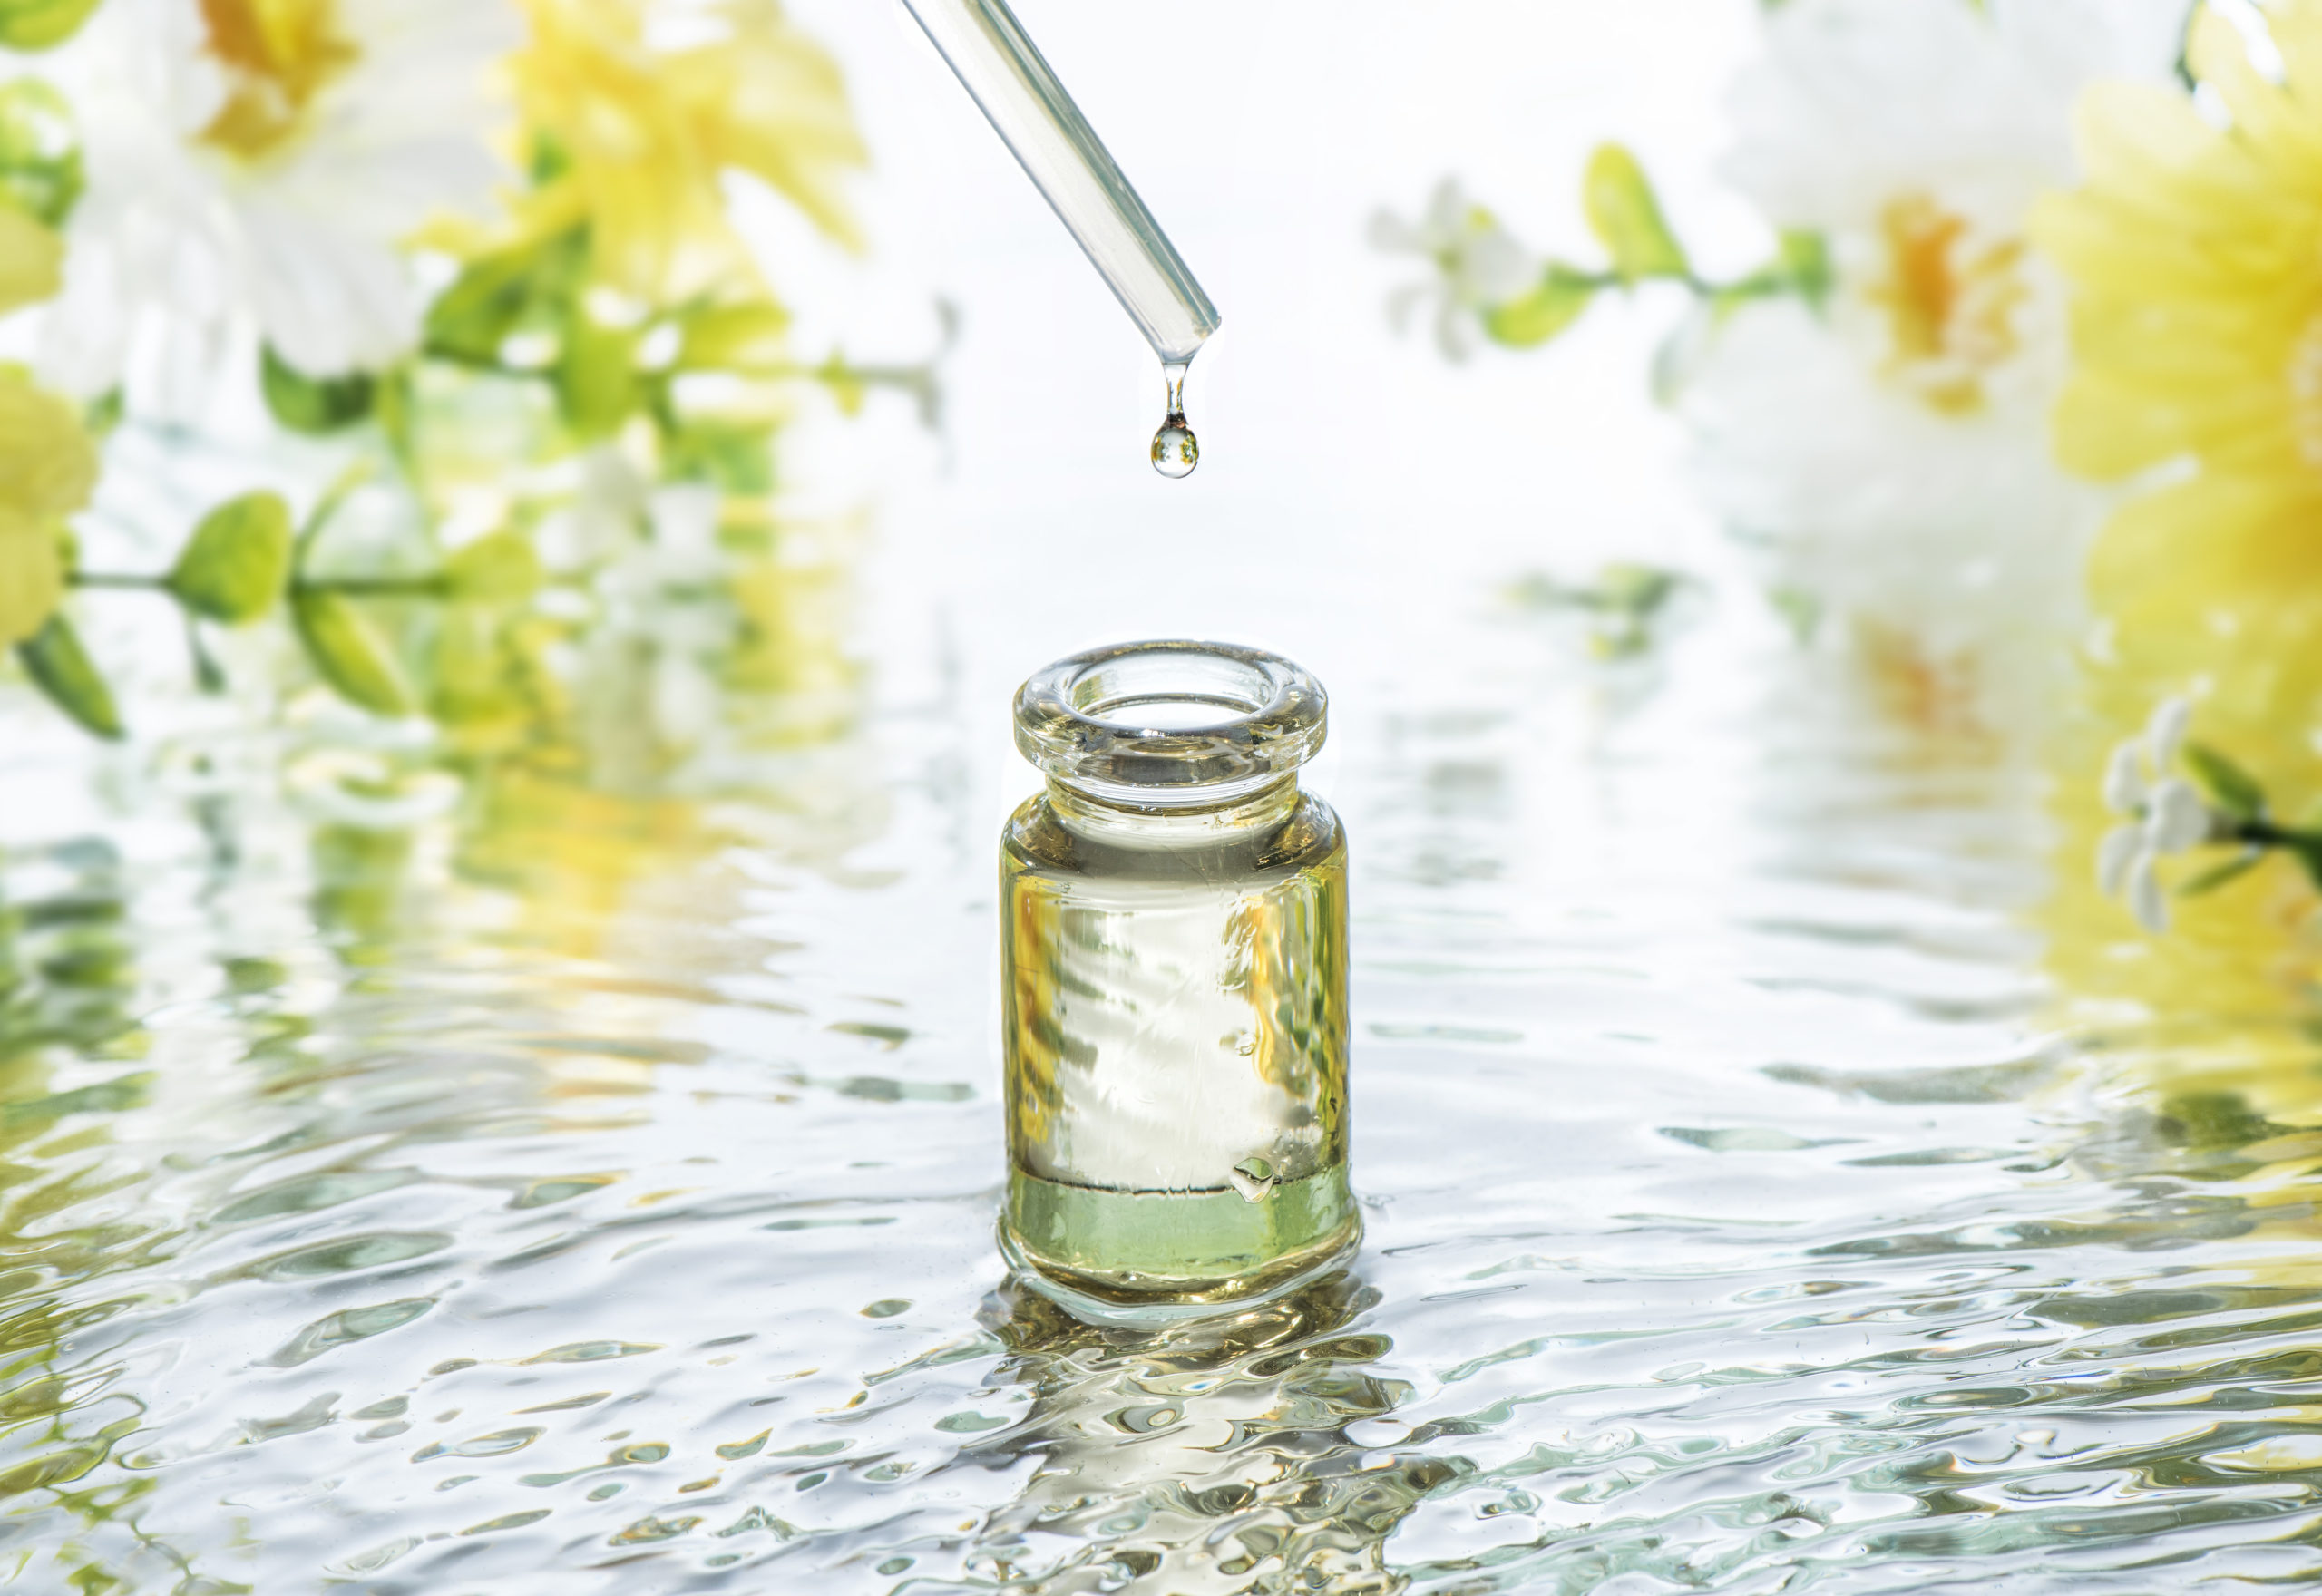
[
  {"left": 952, "top": 1272, "right": 1453, "bottom": 1590},
  {"left": 1000, "top": 641, "right": 1355, "bottom": 1319}
]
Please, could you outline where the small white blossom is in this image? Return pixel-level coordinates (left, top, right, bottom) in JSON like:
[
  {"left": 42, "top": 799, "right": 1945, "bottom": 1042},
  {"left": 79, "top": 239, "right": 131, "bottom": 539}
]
[
  {"left": 2095, "top": 694, "right": 2217, "bottom": 935},
  {"left": 2145, "top": 778, "right": 2210, "bottom": 854},
  {"left": 2096, "top": 824, "right": 2142, "bottom": 897},
  {"left": 2102, "top": 741, "right": 2148, "bottom": 813},
  {"left": 2146, "top": 694, "right": 2191, "bottom": 768},
  {"left": 2126, "top": 852, "right": 2169, "bottom": 935},
  {"left": 1371, "top": 179, "right": 1539, "bottom": 362}
]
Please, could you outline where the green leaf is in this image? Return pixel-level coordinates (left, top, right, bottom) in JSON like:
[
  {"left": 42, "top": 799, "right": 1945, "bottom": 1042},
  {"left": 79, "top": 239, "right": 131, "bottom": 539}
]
[
  {"left": 555, "top": 309, "right": 638, "bottom": 439},
  {"left": 678, "top": 300, "right": 791, "bottom": 374},
  {"left": 186, "top": 616, "right": 226, "bottom": 695},
  {"left": 424, "top": 250, "right": 533, "bottom": 367},
  {"left": 423, "top": 229, "right": 586, "bottom": 369},
  {"left": 1583, "top": 143, "right": 1691, "bottom": 285},
  {"left": 260, "top": 345, "right": 375, "bottom": 434},
  {"left": 429, "top": 603, "right": 521, "bottom": 725},
  {"left": 291, "top": 590, "right": 414, "bottom": 716},
  {"left": 527, "top": 129, "right": 573, "bottom": 187},
  {"left": 2281, "top": 834, "right": 2322, "bottom": 897},
  {"left": 1777, "top": 229, "right": 1832, "bottom": 309},
  {"left": 2179, "top": 850, "right": 2264, "bottom": 898},
  {"left": 1481, "top": 263, "right": 1598, "bottom": 348},
  {"left": 15, "top": 611, "right": 120, "bottom": 738},
  {"left": 0, "top": 0, "right": 102, "bottom": 51},
  {"left": 816, "top": 351, "right": 866, "bottom": 416},
  {"left": 374, "top": 365, "right": 415, "bottom": 471},
  {"left": 2156, "top": 1089, "right": 2278, "bottom": 1153},
  {"left": 1769, "top": 587, "right": 1822, "bottom": 645},
  {"left": 0, "top": 202, "right": 57, "bottom": 315},
  {"left": 166, "top": 491, "right": 292, "bottom": 624},
  {"left": 0, "top": 80, "right": 81, "bottom": 227},
  {"left": 444, "top": 530, "right": 541, "bottom": 603},
  {"left": 2182, "top": 742, "right": 2265, "bottom": 822},
  {"left": 663, "top": 419, "right": 775, "bottom": 495}
]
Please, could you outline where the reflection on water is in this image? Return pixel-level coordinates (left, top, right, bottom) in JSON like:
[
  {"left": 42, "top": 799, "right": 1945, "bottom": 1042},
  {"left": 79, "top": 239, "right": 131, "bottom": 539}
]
[
  {"left": 957, "top": 1273, "right": 1442, "bottom": 1594},
  {"left": 8, "top": 596, "right": 2322, "bottom": 1591}
]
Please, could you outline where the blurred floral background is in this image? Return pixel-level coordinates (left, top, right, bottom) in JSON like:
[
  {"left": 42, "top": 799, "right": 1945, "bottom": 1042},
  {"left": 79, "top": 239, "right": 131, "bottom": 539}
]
[{"left": 12, "top": 0, "right": 2322, "bottom": 1589}]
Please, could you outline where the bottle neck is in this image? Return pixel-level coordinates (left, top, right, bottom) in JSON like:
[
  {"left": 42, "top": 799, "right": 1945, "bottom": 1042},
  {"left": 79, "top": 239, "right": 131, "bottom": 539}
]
[{"left": 1047, "top": 773, "right": 1302, "bottom": 848}]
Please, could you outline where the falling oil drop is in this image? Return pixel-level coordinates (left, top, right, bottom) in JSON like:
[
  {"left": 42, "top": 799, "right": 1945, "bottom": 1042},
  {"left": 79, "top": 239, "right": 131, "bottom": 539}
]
[{"left": 1151, "top": 359, "right": 1197, "bottom": 479}]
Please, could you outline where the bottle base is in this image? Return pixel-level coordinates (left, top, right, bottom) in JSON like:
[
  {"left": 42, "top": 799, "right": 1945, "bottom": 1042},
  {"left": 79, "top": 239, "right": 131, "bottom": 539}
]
[{"left": 998, "top": 1167, "right": 1362, "bottom": 1328}]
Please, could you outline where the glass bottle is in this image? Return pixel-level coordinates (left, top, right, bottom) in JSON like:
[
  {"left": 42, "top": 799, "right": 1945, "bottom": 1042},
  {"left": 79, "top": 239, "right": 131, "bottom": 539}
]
[{"left": 999, "top": 640, "right": 1356, "bottom": 1320}]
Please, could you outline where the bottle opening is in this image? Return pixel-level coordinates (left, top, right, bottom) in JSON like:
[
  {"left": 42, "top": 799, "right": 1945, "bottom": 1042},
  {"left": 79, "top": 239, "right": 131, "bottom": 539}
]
[
  {"left": 1071, "top": 647, "right": 1277, "bottom": 732},
  {"left": 1015, "top": 640, "right": 1327, "bottom": 800}
]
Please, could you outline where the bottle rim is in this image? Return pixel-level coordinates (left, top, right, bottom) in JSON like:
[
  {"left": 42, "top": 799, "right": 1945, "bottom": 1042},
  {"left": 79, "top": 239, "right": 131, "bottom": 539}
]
[{"left": 1012, "top": 639, "right": 1327, "bottom": 798}]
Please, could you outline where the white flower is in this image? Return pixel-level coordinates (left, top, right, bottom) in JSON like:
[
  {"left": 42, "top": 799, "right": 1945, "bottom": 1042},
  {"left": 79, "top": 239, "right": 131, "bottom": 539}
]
[
  {"left": 1677, "top": 0, "right": 2185, "bottom": 736},
  {"left": 1370, "top": 178, "right": 1539, "bottom": 361},
  {"left": 10, "top": 0, "right": 517, "bottom": 414},
  {"left": 1721, "top": 0, "right": 2187, "bottom": 251},
  {"left": 2095, "top": 695, "right": 2212, "bottom": 933}
]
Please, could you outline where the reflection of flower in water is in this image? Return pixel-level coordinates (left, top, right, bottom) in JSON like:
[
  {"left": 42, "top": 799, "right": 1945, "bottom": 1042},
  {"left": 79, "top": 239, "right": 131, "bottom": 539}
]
[
  {"left": 596, "top": 482, "right": 733, "bottom": 759},
  {"left": 1370, "top": 178, "right": 1538, "bottom": 361},
  {"left": 2037, "top": 2, "right": 2322, "bottom": 1044},
  {"left": 1679, "top": 0, "right": 2182, "bottom": 737},
  {"left": 532, "top": 447, "right": 760, "bottom": 783},
  {"left": 285, "top": 745, "right": 463, "bottom": 830},
  {"left": 18, "top": 0, "right": 515, "bottom": 410}
]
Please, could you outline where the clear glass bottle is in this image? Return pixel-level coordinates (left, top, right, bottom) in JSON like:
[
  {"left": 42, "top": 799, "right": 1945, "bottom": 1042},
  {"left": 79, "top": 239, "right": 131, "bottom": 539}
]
[{"left": 999, "top": 640, "right": 1356, "bottom": 1319}]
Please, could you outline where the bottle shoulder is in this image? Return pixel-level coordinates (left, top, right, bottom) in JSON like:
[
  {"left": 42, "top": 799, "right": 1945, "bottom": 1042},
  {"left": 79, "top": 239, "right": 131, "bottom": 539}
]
[{"left": 1003, "top": 791, "right": 1343, "bottom": 880}]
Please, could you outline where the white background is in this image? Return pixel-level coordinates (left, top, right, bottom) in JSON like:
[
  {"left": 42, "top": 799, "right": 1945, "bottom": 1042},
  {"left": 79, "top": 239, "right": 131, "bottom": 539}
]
[{"left": 760, "top": 0, "right": 1769, "bottom": 803}]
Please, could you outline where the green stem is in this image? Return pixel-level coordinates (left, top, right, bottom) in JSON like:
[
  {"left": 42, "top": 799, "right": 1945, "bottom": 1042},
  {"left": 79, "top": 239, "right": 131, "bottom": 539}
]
[
  {"left": 769, "top": 360, "right": 939, "bottom": 390},
  {"left": 77, "top": 570, "right": 456, "bottom": 600},
  {"left": 2229, "top": 817, "right": 2322, "bottom": 851},
  {"left": 2226, "top": 817, "right": 2322, "bottom": 895},
  {"left": 290, "top": 575, "right": 449, "bottom": 598}
]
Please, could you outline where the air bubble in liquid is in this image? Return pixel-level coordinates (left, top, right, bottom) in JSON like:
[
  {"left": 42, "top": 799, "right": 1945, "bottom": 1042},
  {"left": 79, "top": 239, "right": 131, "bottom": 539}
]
[{"left": 1228, "top": 1157, "right": 1276, "bottom": 1203}]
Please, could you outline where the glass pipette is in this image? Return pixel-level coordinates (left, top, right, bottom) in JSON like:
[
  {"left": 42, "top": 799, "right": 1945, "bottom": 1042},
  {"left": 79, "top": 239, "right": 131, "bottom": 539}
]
[{"left": 899, "top": 0, "right": 1221, "bottom": 365}]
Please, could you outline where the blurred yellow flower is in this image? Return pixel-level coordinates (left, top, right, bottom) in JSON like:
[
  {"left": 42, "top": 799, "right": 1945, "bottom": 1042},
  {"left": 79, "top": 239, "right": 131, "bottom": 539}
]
[
  {"left": 501, "top": 0, "right": 866, "bottom": 303},
  {"left": 195, "top": 0, "right": 360, "bottom": 161},
  {"left": 2034, "top": 3, "right": 2322, "bottom": 1044},
  {"left": 0, "top": 367, "right": 97, "bottom": 647},
  {"left": 2035, "top": 3, "right": 2322, "bottom": 625}
]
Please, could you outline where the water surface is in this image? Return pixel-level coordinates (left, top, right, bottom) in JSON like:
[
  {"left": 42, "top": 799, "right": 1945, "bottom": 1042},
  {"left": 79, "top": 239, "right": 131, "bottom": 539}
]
[{"left": 5, "top": 595, "right": 2318, "bottom": 1593}]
